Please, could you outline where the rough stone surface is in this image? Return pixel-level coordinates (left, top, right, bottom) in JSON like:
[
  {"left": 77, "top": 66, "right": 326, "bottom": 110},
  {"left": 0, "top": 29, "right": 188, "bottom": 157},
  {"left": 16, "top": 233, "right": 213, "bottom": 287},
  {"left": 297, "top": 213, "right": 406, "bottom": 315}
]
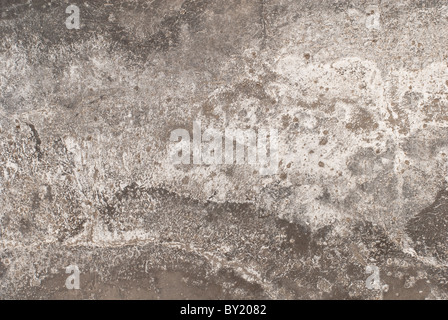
[{"left": 1, "top": 0, "right": 448, "bottom": 299}]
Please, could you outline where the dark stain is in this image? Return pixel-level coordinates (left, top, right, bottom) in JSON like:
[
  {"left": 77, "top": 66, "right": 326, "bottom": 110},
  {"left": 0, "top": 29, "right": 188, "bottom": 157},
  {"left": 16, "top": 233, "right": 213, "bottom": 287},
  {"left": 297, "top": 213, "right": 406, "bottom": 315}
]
[
  {"left": 26, "top": 123, "right": 42, "bottom": 160},
  {"left": 57, "top": 217, "right": 87, "bottom": 243},
  {"left": 0, "top": 261, "right": 7, "bottom": 279},
  {"left": 345, "top": 108, "right": 378, "bottom": 133},
  {"left": 406, "top": 188, "right": 448, "bottom": 262},
  {"left": 382, "top": 272, "right": 431, "bottom": 300},
  {"left": 352, "top": 221, "right": 400, "bottom": 263},
  {"left": 44, "top": 185, "right": 53, "bottom": 202},
  {"left": 31, "top": 192, "right": 40, "bottom": 210},
  {"left": 19, "top": 218, "right": 32, "bottom": 235},
  {"left": 316, "top": 188, "right": 331, "bottom": 202},
  {"left": 275, "top": 218, "right": 311, "bottom": 255},
  {"left": 319, "top": 136, "right": 328, "bottom": 145}
]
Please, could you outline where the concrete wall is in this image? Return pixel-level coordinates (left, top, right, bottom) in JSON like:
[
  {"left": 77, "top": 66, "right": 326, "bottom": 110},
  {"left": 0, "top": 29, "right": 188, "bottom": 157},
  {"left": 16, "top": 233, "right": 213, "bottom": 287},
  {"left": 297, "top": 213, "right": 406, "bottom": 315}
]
[{"left": 1, "top": 0, "right": 448, "bottom": 299}]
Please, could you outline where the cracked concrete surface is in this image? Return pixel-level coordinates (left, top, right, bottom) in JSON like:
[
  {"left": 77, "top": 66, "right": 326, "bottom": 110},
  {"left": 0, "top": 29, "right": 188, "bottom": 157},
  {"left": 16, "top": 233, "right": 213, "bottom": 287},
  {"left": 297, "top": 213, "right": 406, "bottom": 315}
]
[{"left": 1, "top": 0, "right": 448, "bottom": 299}]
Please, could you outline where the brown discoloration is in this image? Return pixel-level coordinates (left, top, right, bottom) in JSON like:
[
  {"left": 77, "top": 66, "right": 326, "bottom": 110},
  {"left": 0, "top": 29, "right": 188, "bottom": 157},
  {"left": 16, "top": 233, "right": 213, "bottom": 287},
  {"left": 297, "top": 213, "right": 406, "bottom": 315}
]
[{"left": 345, "top": 108, "right": 378, "bottom": 133}]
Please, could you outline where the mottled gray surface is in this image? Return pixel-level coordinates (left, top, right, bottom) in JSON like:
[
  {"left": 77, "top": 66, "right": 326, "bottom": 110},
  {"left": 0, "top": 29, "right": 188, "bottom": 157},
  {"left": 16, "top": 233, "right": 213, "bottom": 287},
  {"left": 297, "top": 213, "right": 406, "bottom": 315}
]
[{"left": 1, "top": 0, "right": 448, "bottom": 299}]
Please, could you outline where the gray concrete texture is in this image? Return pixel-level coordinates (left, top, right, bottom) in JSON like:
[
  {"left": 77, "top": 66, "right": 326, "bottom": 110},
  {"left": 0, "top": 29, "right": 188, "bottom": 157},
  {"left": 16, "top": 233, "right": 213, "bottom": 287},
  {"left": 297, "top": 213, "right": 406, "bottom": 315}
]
[{"left": 1, "top": 0, "right": 448, "bottom": 299}]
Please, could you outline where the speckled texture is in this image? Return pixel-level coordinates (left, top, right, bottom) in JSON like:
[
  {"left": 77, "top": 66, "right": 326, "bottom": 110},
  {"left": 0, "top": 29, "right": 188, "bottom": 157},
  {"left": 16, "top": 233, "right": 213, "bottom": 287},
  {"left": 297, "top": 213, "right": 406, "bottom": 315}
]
[{"left": 1, "top": 0, "right": 448, "bottom": 300}]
